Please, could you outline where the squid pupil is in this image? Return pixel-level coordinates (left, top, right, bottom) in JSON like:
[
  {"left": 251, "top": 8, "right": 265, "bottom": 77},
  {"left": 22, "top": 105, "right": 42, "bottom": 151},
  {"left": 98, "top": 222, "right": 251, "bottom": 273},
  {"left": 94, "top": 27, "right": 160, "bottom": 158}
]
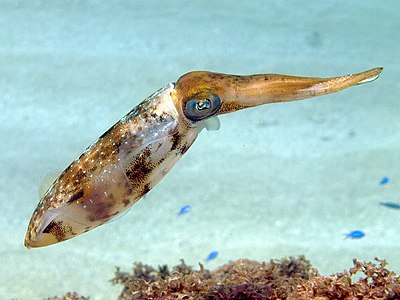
[{"left": 196, "top": 99, "right": 211, "bottom": 110}]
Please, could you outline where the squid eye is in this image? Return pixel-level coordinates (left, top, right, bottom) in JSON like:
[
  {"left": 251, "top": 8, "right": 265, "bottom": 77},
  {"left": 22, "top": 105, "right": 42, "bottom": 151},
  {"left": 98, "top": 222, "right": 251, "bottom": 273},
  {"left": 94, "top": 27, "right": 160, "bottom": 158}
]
[{"left": 184, "top": 94, "right": 222, "bottom": 122}]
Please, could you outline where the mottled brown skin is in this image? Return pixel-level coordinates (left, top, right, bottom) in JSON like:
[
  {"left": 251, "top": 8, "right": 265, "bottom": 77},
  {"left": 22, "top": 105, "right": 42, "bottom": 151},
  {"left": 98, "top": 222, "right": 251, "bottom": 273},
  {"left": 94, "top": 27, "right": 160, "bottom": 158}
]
[
  {"left": 27, "top": 122, "right": 130, "bottom": 243},
  {"left": 25, "top": 68, "right": 382, "bottom": 248},
  {"left": 25, "top": 84, "right": 188, "bottom": 247}
]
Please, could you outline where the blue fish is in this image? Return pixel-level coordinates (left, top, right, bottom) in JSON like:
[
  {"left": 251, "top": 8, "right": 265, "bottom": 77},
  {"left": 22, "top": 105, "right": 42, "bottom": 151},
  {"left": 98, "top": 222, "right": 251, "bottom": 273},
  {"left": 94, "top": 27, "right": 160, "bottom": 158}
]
[
  {"left": 379, "top": 201, "right": 400, "bottom": 209},
  {"left": 206, "top": 251, "right": 219, "bottom": 261},
  {"left": 379, "top": 177, "right": 389, "bottom": 185},
  {"left": 345, "top": 230, "right": 365, "bottom": 239},
  {"left": 178, "top": 205, "right": 191, "bottom": 215}
]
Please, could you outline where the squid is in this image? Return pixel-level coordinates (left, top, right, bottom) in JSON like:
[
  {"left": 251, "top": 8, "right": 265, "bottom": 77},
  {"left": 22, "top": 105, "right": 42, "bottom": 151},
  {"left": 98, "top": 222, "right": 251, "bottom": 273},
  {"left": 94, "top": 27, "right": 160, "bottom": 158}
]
[{"left": 25, "top": 67, "right": 382, "bottom": 248}]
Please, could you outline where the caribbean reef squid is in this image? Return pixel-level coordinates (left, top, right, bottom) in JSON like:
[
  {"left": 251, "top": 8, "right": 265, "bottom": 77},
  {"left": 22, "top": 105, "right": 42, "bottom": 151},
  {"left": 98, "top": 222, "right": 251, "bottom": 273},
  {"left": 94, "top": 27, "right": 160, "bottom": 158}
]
[{"left": 25, "top": 67, "right": 382, "bottom": 248}]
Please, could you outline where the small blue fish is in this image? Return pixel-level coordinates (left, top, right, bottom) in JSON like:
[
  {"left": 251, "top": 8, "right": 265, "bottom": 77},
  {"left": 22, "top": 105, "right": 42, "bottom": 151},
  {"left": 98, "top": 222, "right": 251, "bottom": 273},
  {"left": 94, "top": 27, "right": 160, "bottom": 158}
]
[
  {"left": 178, "top": 205, "right": 191, "bottom": 215},
  {"left": 345, "top": 230, "right": 365, "bottom": 239},
  {"left": 380, "top": 201, "right": 400, "bottom": 209},
  {"left": 206, "top": 251, "right": 219, "bottom": 261},
  {"left": 379, "top": 177, "right": 389, "bottom": 185}
]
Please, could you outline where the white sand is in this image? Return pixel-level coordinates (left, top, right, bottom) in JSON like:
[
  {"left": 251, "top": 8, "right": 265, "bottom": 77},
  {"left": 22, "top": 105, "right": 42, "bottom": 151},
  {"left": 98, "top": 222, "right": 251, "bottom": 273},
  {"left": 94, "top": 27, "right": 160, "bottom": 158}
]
[{"left": 1, "top": 1, "right": 399, "bottom": 299}]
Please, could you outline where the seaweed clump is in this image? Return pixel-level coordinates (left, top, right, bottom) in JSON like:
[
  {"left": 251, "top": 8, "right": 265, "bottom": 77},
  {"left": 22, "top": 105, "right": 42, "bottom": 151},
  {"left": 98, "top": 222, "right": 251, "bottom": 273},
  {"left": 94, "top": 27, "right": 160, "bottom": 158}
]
[
  {"left": 46, "top": 292, "right": 89, "bottom": 300},
  {"left": 111, "top": 256, "right": 400, "bottom": 299}
]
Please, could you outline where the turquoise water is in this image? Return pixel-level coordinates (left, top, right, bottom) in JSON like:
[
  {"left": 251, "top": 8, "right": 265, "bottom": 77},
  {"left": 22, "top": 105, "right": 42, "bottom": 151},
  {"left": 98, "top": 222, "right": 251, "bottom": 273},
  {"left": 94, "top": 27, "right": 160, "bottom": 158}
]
[{"left": 1, "top": 1, "right": 399, "bottom": 299}]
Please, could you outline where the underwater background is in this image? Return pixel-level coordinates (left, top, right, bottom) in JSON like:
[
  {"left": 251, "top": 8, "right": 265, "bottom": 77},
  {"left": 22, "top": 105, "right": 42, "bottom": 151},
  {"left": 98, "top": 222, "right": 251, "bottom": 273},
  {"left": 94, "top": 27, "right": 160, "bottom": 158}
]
[{"left": 1, "top": 1, "right": 399, "bottom": 299}]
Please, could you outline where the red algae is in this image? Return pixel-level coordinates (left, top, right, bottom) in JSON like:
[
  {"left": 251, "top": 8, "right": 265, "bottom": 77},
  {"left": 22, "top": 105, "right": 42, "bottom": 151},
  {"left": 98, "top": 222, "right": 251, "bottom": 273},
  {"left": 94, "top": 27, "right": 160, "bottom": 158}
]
[{"left": 49, "top": 256, "right": 400, "bottom": 300}]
